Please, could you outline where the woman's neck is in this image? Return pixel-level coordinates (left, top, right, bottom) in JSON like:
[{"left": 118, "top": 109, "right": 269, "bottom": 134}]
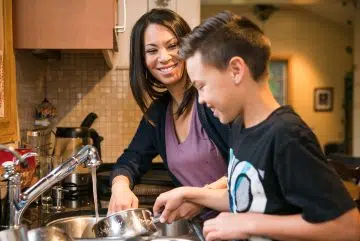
[{"left": 166, "top": 77, "right": 187, "bottom": 110}]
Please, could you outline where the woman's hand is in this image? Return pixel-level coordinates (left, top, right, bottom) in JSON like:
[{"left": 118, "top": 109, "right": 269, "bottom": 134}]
[{"left": 108, "top": 178, "right": 139, "bottom": 215}]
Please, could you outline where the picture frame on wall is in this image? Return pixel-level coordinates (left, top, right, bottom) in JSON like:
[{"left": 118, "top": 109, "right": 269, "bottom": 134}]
[
  {"left": 314, "top": 87, "right": 333, "bottom": 112},
  {"left": 269, "top": 58, "right": 288, "bottom": 105}
]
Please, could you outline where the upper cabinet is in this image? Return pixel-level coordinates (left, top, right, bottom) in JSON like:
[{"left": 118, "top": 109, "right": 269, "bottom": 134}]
[
  {"left": 13, "top": 0, "right": 115, "bottom": 49},
  {"left": 0, "top": 0, "right": 18, "bottom": 144},
  {"left": 115, "top": 0, "right": 200, "bottom": 69}
]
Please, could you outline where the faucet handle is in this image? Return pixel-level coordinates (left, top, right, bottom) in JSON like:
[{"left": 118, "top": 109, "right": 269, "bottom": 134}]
[
  {"left": 1, "top": 161, "right": 17, "bottom": 177},
  {"left": 85, "top": 146, "right": 102, "bottom": 168},
  {"left": 0, "top": 144, "right": 24, "bottom": 166}
]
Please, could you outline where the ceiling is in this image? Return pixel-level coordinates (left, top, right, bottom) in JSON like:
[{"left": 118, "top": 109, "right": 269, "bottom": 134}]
[{"left": 201, "top": 0, "right": 357, "bottom": 29}]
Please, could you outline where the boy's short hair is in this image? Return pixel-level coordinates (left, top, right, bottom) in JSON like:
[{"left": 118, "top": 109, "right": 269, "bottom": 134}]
[{"left": 180, "top": 11, "right": 271, "bottom": 82}]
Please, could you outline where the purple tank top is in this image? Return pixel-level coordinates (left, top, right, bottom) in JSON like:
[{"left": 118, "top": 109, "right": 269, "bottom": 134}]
[{"left": 165, "top": 102, "right": 227, "bottom": 187}]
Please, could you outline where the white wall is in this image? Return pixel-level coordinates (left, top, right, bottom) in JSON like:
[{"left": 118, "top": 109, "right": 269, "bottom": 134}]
[{"left": 202, "top": 5, "right": 353, "bottom": 150}]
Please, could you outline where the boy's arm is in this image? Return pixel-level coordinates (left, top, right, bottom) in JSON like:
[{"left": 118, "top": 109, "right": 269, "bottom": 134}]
[
  {"left": 203, "top": 208, "right": 360, "bottom": 241},
  {"left": 184, "top": 187, "right": 229, "bottom": 210},
  {"left": 205, "top": 176, "right": 227, "bottom": 189},
  {"left": 203, "top": 209, "right": 360, "bottom": 241},
  {"left": 250, "top": 208, "right": 360, "bottom": 241},
  {"left": 153, "top": 187, "right": 229, "bottom": 222}
]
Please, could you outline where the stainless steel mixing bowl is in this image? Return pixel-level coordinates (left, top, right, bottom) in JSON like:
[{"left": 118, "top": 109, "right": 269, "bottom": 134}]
[{"left": 93, "top": 208, "right": 158, "bottom": 238}]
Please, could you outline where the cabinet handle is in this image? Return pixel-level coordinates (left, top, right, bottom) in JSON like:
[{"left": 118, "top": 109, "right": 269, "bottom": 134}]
[{"left": 115, "top": 0, "right": 127, "bottom": 33}]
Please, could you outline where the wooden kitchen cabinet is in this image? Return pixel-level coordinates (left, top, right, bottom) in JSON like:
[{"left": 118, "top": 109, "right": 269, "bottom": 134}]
[
  {"left": 13, "top": 0, "right": 115, "bottom": 49},
  {"left": 0, "top": 0, "right": 18, "bottom": 144},
  {"left": 116, "top": 0, "right": 200, "bottom": 69}
]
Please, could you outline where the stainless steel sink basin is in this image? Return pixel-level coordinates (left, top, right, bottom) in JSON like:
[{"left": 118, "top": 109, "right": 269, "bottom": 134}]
[
  {"left": 46, "top": 215, "right": 99, "bottom": 239},
  {"left": 45, "top": 210, "right": 196, "bottom": 241}
]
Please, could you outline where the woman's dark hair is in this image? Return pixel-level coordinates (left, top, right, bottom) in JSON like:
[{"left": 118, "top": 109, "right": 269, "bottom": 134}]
[
  {"left": 130, "top": 8, "right": 196, "bottom": 120},
  {"left": 180, "top": 11, "right": 271, "bottom": 82}
]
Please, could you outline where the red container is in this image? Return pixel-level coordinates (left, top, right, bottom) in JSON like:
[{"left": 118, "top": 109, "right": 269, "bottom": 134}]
[{"left": 0, "top": 148, "right": 37, "bottom": 188}]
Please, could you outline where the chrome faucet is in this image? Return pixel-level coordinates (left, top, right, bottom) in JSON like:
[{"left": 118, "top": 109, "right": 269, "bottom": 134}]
[{"left": 0, "top": 144, "right": 101, "bottom": 228}]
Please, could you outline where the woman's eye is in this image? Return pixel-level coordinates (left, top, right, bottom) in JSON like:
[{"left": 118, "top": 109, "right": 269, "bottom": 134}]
[
  {"left": 168, "top": 44, "right": 178, "bottom": 49},
  {"left": 145, "top": 49, "right": 157, "bottom": 54}
]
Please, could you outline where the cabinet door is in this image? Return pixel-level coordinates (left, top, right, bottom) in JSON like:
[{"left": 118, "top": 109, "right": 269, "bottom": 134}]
[
  {"left": 0, "top": 0, "right": 18, "bottom": 144},
  {"left": 116, "top": 0, "right": 148, "bottom": 69},
  {"left": 115, "top": 0, "right": 200, "bottom": 69},
  {"left": 13, "top": 0, "right": 115, "bottom": 49}
]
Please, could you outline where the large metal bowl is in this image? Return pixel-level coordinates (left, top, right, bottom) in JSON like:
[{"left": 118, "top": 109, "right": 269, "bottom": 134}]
[
  {"left": 93, "top": 208, "right": 157, "bottom": 238},
  {"left": 46, "top": 216, "right": 98, "bottom": 239},
  {"left": 0, "top": 226, "right": 28, "bottom": 241},
  {"left": 45, "top": 209, "right": 196, "bottom": 240},
  {"left": 28, "top": 226, "right": 74, "bottom": 241}
]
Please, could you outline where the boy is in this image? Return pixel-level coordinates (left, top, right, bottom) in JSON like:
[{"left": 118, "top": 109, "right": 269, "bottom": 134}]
[{"left": 153, "top": 11, "right": 360, "bottom": 241}]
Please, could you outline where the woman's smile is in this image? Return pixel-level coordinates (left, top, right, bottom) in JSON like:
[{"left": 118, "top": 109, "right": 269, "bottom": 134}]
[{"left": 157, "top": 63, "right": 179, "bottom": 75}]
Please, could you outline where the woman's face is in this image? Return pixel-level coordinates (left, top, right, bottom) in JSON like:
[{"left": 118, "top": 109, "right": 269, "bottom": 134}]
[{"left": 143, "top": 24, "right": 185, "bottom": 87}]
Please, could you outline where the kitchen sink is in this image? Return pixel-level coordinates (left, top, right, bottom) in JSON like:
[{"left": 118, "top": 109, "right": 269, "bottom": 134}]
[{"left": 45, "top": 209, "right": 196, "bottom": 241}]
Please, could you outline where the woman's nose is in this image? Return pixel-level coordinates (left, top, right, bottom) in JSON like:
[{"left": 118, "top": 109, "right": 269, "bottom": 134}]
[{"left": 158, "top": 49, "right": 171, "bottom": 63}]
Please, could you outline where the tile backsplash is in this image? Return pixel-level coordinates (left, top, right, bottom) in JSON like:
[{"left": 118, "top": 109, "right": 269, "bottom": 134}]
[{"left": 16, "top": 51, "right": 144, "bottom": 163}]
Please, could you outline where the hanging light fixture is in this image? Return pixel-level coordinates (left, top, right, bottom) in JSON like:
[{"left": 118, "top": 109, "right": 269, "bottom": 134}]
[{"left": 252, "top": 4, "right": 279, "bottom": 22}]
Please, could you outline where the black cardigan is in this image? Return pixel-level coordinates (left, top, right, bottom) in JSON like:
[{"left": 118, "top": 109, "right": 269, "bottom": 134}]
[{"left": 110, "top": 92, "right": 229, "bottom": 188}]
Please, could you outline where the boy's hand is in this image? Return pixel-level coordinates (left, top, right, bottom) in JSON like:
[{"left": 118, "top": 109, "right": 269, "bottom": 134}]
[
  {"left": 203, "top": 212, "right": 254, "bottom": 241},
  {"left": 176, "top": 202, "right": 203, "bottom": 219},
  {"left": 153, "top": 187, "right": 188, "bottom": 223}
]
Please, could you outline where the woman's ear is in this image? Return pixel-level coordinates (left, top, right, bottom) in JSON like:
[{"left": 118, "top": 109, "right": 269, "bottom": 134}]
[{"left": 228, "top": 57, "right": 245, "bottom": 85}]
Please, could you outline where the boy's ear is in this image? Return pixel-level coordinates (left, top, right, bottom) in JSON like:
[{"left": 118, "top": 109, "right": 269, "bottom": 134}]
[{"left": 228, "top": 57, "right": 245, "bottom": 85}]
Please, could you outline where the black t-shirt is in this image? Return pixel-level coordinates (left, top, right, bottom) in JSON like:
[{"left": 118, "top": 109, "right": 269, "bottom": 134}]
[{"left": 228, "top": 106, "right": 355, "bottom": 229}]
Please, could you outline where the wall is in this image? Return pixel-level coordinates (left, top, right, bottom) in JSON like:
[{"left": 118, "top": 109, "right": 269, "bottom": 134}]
[
  {"left": 202, "top": 5, "right": 353, "bottom": 150},
  {"left": 16, "top": 51, "right": 142, "bottom": 163},
  {"left": 16, "top": 5, "right": 354, "bottom": 163},
  {"left": 353, "top": 8, "right": 360, "bottom": 156},
  {"left": 15, "top": 0, "right": 201, "bottom": 163}
]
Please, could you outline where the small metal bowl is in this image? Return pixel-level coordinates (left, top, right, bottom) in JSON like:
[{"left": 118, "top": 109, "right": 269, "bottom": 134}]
[{"left": 93, "top": 208, "right": 158, "bottom": 238}]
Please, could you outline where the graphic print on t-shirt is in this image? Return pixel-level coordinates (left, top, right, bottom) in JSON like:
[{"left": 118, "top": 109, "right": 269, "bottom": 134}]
[
  {"left": 228, "top": 148, "right": 267, "bottom": 213},
  {"left": 228, "top": 149, "right": 270, "bottom": 241}
]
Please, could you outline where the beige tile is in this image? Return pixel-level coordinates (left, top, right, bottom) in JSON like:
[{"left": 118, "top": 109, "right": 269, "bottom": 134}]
[{"left": 17, "top": 52, "right": 147, "bottom": 163}]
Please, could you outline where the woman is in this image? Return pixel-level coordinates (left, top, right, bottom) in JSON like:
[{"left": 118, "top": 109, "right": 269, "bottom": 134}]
[{"left": 108, "top": 8, "right": 229, "bottom": 219}]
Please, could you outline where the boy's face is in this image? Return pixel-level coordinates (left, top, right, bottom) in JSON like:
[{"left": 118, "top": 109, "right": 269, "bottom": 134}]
[{"left": 186, "top": 52, "right": 241, "bottom": 124}]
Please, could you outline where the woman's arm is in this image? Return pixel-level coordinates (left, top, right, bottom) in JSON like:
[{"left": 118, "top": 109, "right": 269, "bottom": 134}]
[
  {"left": 110, "top": 116, "right": 158, "bottom": 188},
  {"left": 109, "top": 115, "right": 159, "bottom": 212},
  {"left": 108, "top": 175, "right": 139, "bottom": 213}
]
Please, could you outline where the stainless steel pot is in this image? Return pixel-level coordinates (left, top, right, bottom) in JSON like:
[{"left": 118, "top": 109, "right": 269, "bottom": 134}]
[{"left": 93, "top": 208, "right": 158, "bottom": 238}]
